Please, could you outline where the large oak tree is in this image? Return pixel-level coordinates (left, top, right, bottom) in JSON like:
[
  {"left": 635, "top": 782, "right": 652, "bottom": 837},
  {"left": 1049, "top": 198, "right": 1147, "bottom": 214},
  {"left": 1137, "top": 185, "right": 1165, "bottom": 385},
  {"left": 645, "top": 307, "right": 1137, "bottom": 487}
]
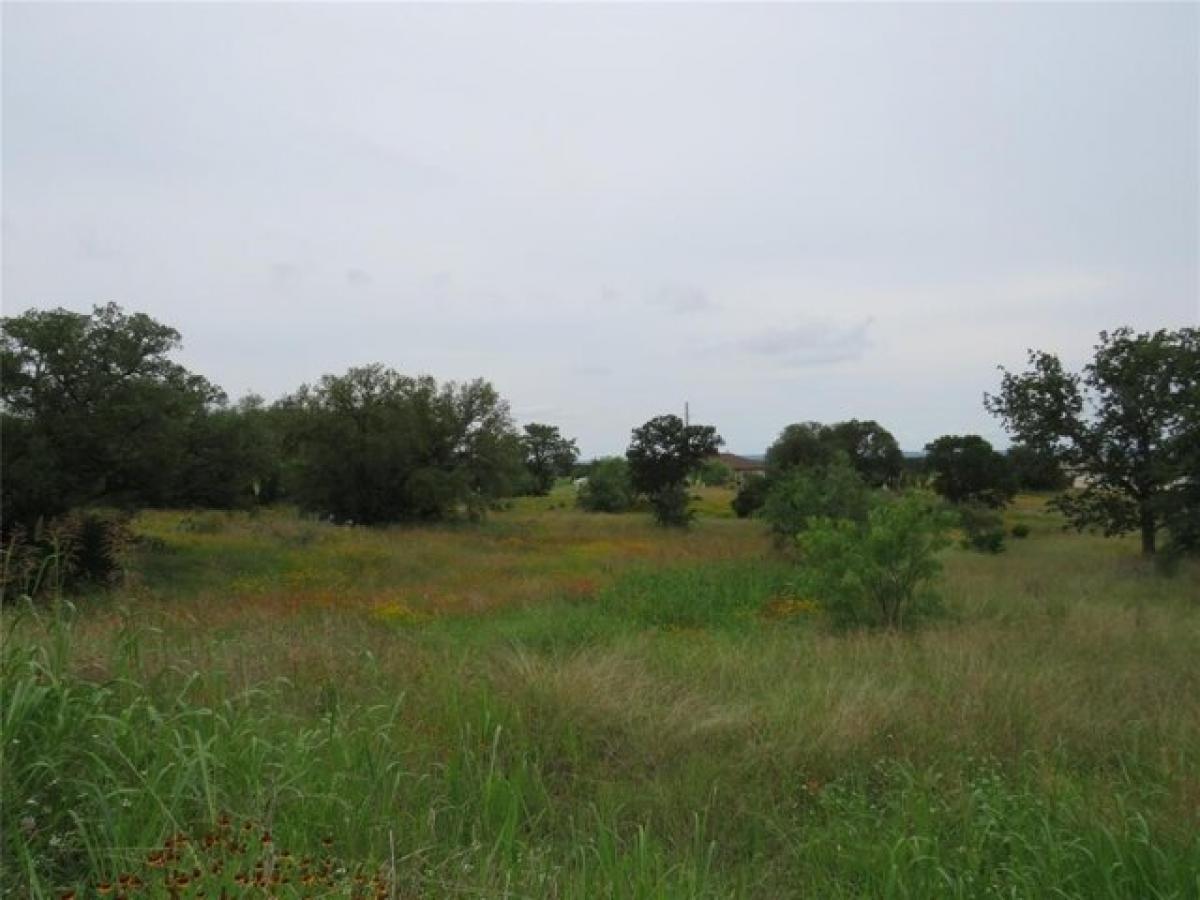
[
  {"left": 281, "top": 364, "right": 523, "bottom": 524},
  {"left": 520, "top": 423, "right": 579, "bottom": 495},
  {"left": 1, "top": 303, "right": 223, "bottom": 529},
  {"left": 985, "top": 327, "right": 1199, "bottom": 555},
  {"left": 626, "top": 414, "right": 722, "bottom": 526}
]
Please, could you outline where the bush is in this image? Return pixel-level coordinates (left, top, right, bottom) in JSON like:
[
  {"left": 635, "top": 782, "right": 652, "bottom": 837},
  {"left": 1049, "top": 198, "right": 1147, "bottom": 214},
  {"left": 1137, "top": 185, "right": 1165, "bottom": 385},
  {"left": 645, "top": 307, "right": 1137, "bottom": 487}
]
[
  {"left": 1011, "top": 523, "right": 1031, "bottom": 539},
  {"left": 697, "top": 459, "right": 734, "bottom": 487},
  {"left": 762, "top": 456, "right": 870, "bottom": 542},
  {"left": 577, "top": 458, "right": 635, "bottom": 513},
  {"left": 731, "top": 477, "right": 770, "bottom": 518},
  {"left": 795, "top": 493, "right": 952, "bottom": 630},
  {"left": 959, "top": 503, "right": 1006, "bottom": 553},
  {"left": 1, "top": 510, "right": 132, "bottom": 602},
  {"left": 649, "top": 483, "right": 693, "bottom": 527},
  {"left": 924, "top": 435, "right": 1016, "bottom": 508}
]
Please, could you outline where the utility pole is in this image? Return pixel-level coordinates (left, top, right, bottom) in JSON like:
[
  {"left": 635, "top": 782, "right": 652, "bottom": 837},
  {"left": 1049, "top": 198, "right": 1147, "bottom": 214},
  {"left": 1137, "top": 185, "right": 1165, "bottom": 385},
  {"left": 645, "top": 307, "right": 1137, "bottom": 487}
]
[{"left": 684, "top": 401, "right": 689, "bottom": 427}]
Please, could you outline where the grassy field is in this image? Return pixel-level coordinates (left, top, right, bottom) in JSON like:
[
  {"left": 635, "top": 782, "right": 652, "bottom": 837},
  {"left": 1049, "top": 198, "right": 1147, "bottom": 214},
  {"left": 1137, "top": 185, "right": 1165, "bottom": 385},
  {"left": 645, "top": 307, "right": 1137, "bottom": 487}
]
[{"left": 3, "top": 487, "right": 1199, "bottom": 898}]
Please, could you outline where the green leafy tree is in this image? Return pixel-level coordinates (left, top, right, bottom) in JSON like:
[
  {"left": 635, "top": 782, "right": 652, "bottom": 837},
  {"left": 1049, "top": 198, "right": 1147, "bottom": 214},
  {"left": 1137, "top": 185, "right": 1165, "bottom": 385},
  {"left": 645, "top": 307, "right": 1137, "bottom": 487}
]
[
  {"left": 626, "top": 415, "right": 723, "bottom": 527},
  {"left": 767, "top": 419, "right": 904, "bottom": 487},
  {"left": 576, "top": 457, "right": 635, "bottom": 513},
  {"left": 957, "top": 503, "right": 1006, "bottom": 553},
  {"left": 796, "top": 492, "right": 953, "bottom": 630},
  {"left": 731, "top": 477, "right": 771, "bottom": 518},
  {"left": 520, "top": 423, "right": 579, "bottom": 495},
  {"left": 985, "top": 327, "right": 1200, "bottom": 555},
  {"left": 282, "top": 365, "right": 522, "bottom": 524},
  {"left": 923, "top": 435, "right": 1016, "bottom": 508},
  {"left": 1, "top": 303, "right": 222, "bottom": 529},
  {"left": 765, "top": 422, "right": 831, "bottom": 475},
  {"left": 761, "top": 455, "right": 870, "bottom": 541},
  {"left": 1006, "top": 442, "right": 1070, "bottom": 492},
  {"left": 824, "top": 419, "right": 905, "bottom": 487},
  {"left": 697, "top": 458, "right": 734, "bottom": 487},
  {"left": 650, "top": 482, "right": 693, "bottom": 527},
  {"left": 176, "top": 395, "right": 283, "bottom": 509}
]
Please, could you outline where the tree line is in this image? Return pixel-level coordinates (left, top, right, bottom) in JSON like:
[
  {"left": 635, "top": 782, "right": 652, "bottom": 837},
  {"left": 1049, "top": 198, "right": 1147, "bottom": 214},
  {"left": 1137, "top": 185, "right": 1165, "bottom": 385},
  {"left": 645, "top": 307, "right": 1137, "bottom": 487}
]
[
  {"left": 0, "top": 305, "right": 586, "bottom": 591},
  {"left": 0, "top": 305, "right": 580, "bottom": 528},
  {"left": 722, "top": 327, "right": 1198, "bottom": 560},
  {"left": 2, "top": 304, "right": 1196, "bottom": 598}
]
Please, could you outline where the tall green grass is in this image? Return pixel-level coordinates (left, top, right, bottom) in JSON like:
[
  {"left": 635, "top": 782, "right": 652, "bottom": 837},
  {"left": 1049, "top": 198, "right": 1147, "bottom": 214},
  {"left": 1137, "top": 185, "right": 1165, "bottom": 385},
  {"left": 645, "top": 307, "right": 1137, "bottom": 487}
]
[{"left": 3, "top": 502, "right": 1199, "bottom": 897}]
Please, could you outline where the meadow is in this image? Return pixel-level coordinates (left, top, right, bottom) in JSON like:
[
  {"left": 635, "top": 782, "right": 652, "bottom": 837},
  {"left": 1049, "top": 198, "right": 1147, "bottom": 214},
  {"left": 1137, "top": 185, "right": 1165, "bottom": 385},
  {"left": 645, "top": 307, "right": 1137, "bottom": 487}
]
[{"left": 3, "top": 487, "right": 1199, "bottom": 898}]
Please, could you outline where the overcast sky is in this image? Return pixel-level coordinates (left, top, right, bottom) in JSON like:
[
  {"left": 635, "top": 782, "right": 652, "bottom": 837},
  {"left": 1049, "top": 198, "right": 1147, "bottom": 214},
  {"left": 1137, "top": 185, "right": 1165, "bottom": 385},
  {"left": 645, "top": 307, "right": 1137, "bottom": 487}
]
[{"left": 4, "top": 2, "right": 1197, "bottom": 456}]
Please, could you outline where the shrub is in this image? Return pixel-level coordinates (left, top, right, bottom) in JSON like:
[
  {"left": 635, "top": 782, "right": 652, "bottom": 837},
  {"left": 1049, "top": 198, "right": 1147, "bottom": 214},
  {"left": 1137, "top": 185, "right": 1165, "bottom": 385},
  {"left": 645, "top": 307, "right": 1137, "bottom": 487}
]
[
  {"left": 1, "top": 510, "right": 132, "bottom": 603},
  {"left": 731, "top": 477, "right": 770, "bottom": 518},
  {"left": 959, "top": 503, "right": 1007, "bottom": 553},
  {"left": 698, "top": 459, "right": 734, "bottom": 487},
  {"left": 577, "top": 458, "right": 635, "bottom": 513},
  {"left": 649, "top": 483, "right": 693, "bottom": 527},
  {"left": 795, "top": 492, "right": 952, "bottom": 630},
  {"left": 1011, "top": 523, "right": 1031, "bottom": 539},
  {"left": 923, "top": 435, "right": 1016, "bottom": 508},
  {"left": 762, "top": 456, "right": 870, "bottom": 542}
]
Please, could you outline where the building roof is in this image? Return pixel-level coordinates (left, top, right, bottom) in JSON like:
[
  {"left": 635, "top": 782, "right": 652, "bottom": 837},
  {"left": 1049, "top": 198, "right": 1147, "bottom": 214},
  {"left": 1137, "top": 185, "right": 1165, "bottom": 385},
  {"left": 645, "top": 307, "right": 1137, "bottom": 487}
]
[{"left": 714, "top": 452, "right": 765, "bottom": 472}]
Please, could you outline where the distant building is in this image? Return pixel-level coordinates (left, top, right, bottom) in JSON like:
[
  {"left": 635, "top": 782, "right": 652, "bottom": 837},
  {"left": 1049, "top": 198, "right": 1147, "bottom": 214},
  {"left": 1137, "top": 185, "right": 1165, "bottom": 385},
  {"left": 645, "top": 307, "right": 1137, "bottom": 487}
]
[{"left": 711, "top": 452, "right": 766, "bottom": 488}]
